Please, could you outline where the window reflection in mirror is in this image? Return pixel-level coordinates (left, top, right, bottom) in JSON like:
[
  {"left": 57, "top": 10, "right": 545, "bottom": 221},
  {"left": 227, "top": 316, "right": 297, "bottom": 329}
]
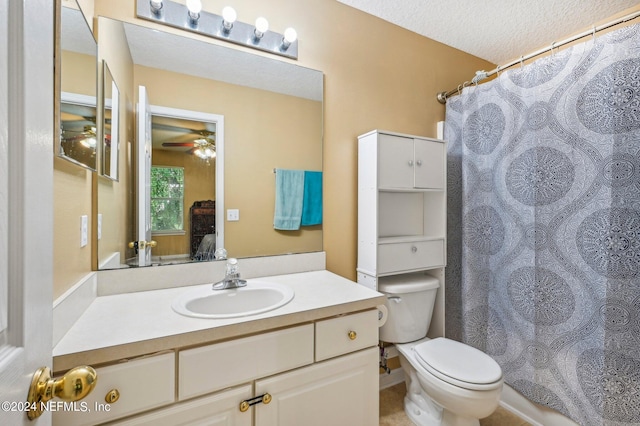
[
  {"left": 58, "top": 5, "right": 97, "bottom": 171},
  {"left": 145, "top": 115, "right": 216, "bottom": 266}
]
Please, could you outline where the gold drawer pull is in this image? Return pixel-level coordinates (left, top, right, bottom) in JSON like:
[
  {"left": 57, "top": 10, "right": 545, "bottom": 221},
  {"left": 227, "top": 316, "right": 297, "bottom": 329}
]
[
  {"left": 239, "top": 392, "right": 272, "bottom": 412},
  {"left": 348, "top": 330, "right": 357, "bottom": 340},
  {"left": 105, "top": 389, "right": 120, "bottom": 404}
]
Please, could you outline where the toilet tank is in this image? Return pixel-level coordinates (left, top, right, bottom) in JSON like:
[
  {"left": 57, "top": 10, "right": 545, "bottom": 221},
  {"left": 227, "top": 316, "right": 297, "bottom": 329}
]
[{"left": 378, "top": 274, "right": 440, "bottom": 343}]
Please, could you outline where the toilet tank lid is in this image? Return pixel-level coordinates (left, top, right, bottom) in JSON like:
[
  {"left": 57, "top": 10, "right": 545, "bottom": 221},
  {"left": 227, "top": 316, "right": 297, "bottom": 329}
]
[{"left": 378, "top": 275, "right": 439, "bottom": 294}]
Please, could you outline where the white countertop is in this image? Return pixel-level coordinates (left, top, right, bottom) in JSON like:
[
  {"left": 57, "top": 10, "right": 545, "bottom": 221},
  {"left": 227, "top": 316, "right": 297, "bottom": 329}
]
[{"left": 53, "top": 270, "right": 385, "bottom": 372}]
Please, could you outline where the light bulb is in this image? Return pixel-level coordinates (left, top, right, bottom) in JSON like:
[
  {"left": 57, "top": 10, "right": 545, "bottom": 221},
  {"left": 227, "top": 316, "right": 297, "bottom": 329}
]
[
  {"left": 186, "top": 0, "right": 201, "bottom": 22},
  {"left": 254, "top": 17, "right": 269, "bottom": 39},
  {"left": 222, "top": 6, "right": 236, "bottom": 31},
  {"left": 281, "top": 27, "right": 297, "bottom": 50},
  {"left": 149, "top": 0, "right": 163, "bottom": 14}
]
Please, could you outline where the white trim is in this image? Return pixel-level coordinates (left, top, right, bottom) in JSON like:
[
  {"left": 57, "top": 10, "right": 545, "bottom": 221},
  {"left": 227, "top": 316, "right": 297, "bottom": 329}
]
[
  {"left": 61, "top": 90, "right": 96, "bottom": 106},
  {"left": 149, "top": 105, "right": 225, "bottom": 254},
  {"left": 380, "top": 368, "right": 404, "bottom": 390},
  {"left": 499, "top": 383, "right": 579, "bottom": 426}
]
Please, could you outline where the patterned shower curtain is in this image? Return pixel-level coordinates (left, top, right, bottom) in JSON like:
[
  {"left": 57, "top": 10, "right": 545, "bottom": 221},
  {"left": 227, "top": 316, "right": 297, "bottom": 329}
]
[{"left": 445, "top": 23, "right": 640, "bottom": 426}]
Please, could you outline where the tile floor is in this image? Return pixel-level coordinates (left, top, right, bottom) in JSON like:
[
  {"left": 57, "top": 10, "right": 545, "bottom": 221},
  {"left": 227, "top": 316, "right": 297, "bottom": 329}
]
[{"left": 380, "top": 383, "right": 531, "bottom": 426}]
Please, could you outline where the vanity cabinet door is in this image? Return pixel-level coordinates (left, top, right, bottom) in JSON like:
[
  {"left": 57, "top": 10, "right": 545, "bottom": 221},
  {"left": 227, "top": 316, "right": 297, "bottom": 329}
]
[
  {"left": 254, "top": 348, "right": 378, "bottom": 426},
  {"left": 106, "top": 385, "right": 252, "bottom": 426}
]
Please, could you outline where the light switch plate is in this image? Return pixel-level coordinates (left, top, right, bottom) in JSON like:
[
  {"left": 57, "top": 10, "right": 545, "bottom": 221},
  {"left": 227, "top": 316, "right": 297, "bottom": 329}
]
[
  {"left": 80, "top": 215, "right": 88, "bottom": 247},
  {"left": 97, "top": 214, "right": 102, "bottom": 240},
  {"left": 227, "top": 209, "right": 240, "bottom": 221}
]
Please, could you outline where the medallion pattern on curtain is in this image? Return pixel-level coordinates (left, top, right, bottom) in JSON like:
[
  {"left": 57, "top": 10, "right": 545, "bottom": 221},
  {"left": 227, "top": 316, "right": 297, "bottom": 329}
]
[{"left": 445, "top": 23, "right": 640, "bottom": 425}]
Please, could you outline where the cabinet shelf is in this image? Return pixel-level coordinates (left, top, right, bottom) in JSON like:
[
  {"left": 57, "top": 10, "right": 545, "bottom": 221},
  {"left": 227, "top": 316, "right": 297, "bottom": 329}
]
[{"left": 378, "top": 235, "right": 444, "bottom": 244}]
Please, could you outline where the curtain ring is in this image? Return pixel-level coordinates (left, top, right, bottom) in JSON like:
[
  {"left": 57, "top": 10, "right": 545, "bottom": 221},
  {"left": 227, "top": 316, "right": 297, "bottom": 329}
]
[
  {"left": 457, "top": 84, "right": 463, "bottom": 95},
  {"left": 550, "top": 41, "right": 556, "bottom": 56},
  {"left": 520, "top": 56, "right": 524, "bottom": 68},
  {"left": 592, "top": 25, "right": 596, "bottom": 42},
  {"left": 496, "top": 65, "right": 501, "bottom": 76}
]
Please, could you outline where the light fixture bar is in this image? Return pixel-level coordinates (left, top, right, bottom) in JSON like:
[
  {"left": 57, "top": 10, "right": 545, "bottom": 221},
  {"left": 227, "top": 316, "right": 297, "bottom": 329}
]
[{"left": 137, "top": 0, "right": 298, "bottom": 59}]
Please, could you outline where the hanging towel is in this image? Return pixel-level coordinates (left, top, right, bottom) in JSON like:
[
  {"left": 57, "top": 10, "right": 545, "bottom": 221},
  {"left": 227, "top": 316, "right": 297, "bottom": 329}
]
[
  {"left": 274, "top": 169, "right": 305, "bottom": 230},
  {"left": 301, "top": 171, "right": 322, "bottom": 226}
]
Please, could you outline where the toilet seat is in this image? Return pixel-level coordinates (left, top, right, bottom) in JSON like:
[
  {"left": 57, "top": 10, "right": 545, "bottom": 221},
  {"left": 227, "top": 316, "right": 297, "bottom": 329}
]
[{"left": 414, "top": 338, "right": 502, "bottom": 391}]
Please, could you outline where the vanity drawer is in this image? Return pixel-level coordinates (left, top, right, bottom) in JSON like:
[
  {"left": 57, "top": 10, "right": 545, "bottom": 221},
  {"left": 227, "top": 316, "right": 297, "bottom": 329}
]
[
  {"left": 377, "top": 239, "right": 444, "bottom": 274},
  {"left": 179, "top": 324, "right": 314, "bottom": 400},
  {"left": 52, "top": 352, "right": 175, "bottom": 426},
  {"left": 315, "top": 310, "right": 378, "bottom": 361}
]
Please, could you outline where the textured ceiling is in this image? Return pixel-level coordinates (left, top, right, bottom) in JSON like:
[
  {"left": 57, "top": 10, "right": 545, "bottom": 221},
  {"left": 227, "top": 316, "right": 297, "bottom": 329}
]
[{"left": 337, "top": 0, "right": 639, "bottom": 65}]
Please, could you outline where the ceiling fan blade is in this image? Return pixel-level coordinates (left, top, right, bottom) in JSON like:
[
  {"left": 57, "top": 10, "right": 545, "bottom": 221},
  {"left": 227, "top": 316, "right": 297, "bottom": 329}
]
[{"left": 162, "top": 142, "right": 196, "bottom": 147}]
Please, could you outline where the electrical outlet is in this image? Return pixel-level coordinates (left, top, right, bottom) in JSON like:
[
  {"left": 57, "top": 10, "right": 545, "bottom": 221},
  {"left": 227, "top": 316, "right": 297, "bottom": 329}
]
[
  {"left": 80, "top": 215, "right": 88, "bottom": 247},
  {"left": 227, "top": 209, "right": 240, "bottom": 221},
  {"left": 97, "top": 214, "right": 102, "bottom": 240}
]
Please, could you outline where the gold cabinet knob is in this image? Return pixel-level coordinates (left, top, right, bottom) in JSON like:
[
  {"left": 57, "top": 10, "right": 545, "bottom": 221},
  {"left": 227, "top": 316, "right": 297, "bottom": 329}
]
[
  {"left": 239, "top": 400, "right": 250, "bottom": 412},
  {"left": 348, "top": 330, "right": 357, "bottom": 340},
  {"left": 105, "top": 389, "right": 120, "bottom": 404},
  {"left": 148, "top": 240, "right": 157, "bottom": 248},
  {"left": 27, "top": 366, "right": 98, "bottom": 420},
  {"left": 262, "top": 393, "right": 272, "bottom": 404}
]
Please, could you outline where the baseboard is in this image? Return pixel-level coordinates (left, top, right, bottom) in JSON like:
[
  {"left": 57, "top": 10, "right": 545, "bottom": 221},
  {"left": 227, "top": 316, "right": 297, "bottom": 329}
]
[{"left": 380, "top": 367, "right": 404, "bottom": 390}]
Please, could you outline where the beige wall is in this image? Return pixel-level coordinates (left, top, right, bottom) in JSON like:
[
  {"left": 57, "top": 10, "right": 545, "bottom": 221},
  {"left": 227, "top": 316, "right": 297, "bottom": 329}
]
[
  {"left": 54, "top": 49, "right": 96, "bottom": 298},
  {"left": 95, "top": 18, "right": 135, "bottom": 273}
]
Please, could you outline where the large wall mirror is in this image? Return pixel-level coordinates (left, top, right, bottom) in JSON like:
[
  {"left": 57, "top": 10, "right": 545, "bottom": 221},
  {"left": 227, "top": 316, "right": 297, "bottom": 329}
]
[
  {"left": 59, "top": 5, "right": 97, "bottom": 171},
  {"left": 97, "top": 18, "right": 323, "bottom": 270}
]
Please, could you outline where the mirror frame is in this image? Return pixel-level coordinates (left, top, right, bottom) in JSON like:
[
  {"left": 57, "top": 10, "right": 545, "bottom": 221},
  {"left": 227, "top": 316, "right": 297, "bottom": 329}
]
[{"left": 101, "top": 61, "right": 120, "bottom": 181}]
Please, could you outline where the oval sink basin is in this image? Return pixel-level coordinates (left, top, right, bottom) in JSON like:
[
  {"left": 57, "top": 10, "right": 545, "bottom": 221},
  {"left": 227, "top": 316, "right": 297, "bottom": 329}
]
[{"left": 172, "top": 280, "right": 294, "bottom": 319}]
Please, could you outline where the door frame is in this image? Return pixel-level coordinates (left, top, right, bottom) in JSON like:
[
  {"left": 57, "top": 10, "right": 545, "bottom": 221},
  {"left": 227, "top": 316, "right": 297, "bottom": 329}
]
[
  {"left": 0, "top": 0, "right": 54, "bottom": 424},
  {"left": 149, "top": 105, "right": 225, "bottom": 256}
]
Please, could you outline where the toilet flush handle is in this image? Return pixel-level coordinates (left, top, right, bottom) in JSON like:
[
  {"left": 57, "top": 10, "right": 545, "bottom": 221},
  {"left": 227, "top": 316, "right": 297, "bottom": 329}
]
[{"left": 388, "top": 296, "right": 402, "bottom": 303}]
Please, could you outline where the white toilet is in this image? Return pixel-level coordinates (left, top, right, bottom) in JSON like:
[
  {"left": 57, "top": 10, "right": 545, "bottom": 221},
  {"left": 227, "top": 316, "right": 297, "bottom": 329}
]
[{"left": 379, "top": 275, "right": 503, "bottom": 426}]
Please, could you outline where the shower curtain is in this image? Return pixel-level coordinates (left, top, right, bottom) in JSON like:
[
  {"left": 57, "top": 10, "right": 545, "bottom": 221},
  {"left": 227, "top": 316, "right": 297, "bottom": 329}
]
[{"left": 445, "top": 23, "right": 640, "bottom": 426}]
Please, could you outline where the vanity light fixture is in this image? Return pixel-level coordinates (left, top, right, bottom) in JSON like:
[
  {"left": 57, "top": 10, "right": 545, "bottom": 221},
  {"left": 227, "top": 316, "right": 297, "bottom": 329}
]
[
  {"left": 149, "top": 0, "right": 163, "bottom": 14},
  {"left": 186, "top": 0, "right": 202, "bottom": 25},
  {"left": 254, "top": 17, "right": 269, "bottom": 40},
  {"left": 281, "top": 27, "right": 297, "bottom": 51},
  {"left": 136, "top": 0, "right": 298, "bottom": 59},
  {"left": 221, "top": 6, "right": 236, "bottom": 32}
]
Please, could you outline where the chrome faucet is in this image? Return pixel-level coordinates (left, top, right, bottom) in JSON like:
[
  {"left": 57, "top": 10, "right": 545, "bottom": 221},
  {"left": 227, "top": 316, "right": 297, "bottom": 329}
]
[{"left": 212, "top": 258, "right": 247, "bottom": 290}]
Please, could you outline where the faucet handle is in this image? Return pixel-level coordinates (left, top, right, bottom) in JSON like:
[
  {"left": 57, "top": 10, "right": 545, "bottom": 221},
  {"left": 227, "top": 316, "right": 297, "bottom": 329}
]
[{"left": 226, "top": 258, "right": 239, "bottom": 277}]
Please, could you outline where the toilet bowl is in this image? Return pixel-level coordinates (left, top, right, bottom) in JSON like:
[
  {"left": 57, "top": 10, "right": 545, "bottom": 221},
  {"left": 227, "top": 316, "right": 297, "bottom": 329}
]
[{"left": 378, "top": 274, "right": 503, "bottom": 426}]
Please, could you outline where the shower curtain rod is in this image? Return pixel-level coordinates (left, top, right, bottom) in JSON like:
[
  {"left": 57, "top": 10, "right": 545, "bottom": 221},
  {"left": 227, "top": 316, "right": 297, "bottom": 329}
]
[{"left": 436, "top": 9, "right": 640, "bottom": 104}]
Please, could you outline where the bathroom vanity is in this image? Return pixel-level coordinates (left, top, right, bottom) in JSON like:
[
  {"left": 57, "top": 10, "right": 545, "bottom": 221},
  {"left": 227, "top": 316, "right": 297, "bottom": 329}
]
[{"left": 52, "top": 269, "right": 384, "bottom": 425}]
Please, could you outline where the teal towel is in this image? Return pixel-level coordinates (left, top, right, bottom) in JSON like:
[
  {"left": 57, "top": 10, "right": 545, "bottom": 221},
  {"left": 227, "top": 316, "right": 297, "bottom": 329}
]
[
  {"left": 301, "top": 171, "right": 322, "bottom": 226},
  {"left": 274, "top": 169, "right": 305, "bottom": 230}
]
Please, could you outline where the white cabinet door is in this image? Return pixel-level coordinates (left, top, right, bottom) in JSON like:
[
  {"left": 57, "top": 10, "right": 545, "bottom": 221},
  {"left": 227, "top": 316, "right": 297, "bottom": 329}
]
[
  {"left": 255, "top": 348, "right": 378, "bottom": 426},
  {"left": 414, "top": 139, "right": 445, "bottom": 189},
  {"left": 109, "top": 385, "right": 252, "bottom": 426},
  {"left": 378, "top": 133, "right": 414, "bottom": 189}
]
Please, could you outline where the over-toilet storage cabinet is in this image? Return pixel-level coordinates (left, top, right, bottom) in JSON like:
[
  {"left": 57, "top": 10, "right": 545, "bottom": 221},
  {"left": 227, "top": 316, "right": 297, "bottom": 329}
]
[
  {"left": 53, "top": 310, "right": 379, "bottom": 425},
  {"left": 357, "top": 129, "right": 446, "bottom": 337}
]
